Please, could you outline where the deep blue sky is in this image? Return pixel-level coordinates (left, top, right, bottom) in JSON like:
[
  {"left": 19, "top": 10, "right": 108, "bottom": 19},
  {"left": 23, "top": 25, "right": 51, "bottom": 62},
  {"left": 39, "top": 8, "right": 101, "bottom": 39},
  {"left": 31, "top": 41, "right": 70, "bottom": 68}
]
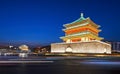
[{"left": 0, "top": 0, "right": 120, "bottom": 45}]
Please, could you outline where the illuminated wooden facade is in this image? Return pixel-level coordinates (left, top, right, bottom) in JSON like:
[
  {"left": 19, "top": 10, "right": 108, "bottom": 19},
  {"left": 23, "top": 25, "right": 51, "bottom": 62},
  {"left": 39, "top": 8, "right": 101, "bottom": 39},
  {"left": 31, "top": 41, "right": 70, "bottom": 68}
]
[{"left": 60, "top": 13, "right": 103, "bottom": 42}]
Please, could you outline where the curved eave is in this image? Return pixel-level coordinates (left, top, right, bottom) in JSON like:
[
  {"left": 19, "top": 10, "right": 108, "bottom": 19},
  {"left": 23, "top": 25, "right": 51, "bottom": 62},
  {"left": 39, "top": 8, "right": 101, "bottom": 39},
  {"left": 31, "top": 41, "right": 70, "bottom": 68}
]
[
  {"left": 60, "top": 33, "right": 103, "bottom": 41},
  {"left": 86, "top": 17, "right": 100, "bottom": 28},
  {"left": 63, "top": 25, "right": 101, "bottom": 33},
  {"left": 63, "top": 17, "right": 87, "bottom": 27},
  {"left": 99, "top": 29, "right": 102, "bottom": 32},
  {"left": 63, "top": 24, "right": 69, "bottom": 27},
  {"left": 70, "top": 17, "right": 86, "bottom": 24},
  {"left": 62, "top": 22, "right": 89, "bottom": 31}
]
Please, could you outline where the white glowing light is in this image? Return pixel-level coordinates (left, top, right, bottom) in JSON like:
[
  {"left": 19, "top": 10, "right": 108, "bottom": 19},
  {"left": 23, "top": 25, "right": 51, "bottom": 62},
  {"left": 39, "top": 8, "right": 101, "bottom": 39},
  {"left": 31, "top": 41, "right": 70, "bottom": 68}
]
[{"left": 65, "top": 47, "right": 72, "bottom": 52}]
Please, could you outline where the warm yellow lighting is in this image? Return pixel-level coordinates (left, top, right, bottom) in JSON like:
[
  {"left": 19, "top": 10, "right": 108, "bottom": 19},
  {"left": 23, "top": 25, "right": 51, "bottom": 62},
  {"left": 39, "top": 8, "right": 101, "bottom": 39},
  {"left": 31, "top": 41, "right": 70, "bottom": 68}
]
[
  {"left": 19, "top": 45, "right": 29, "bottom": 51},
  {"left": 66, "top": 39, "right": 71, "bottom": 43}
]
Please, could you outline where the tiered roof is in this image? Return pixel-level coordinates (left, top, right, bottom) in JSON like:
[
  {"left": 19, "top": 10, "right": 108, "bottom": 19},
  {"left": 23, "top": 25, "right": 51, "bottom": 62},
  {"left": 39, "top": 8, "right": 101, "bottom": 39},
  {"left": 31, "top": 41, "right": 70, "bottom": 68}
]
[{"left": 60, "top": 13, "right": 103, "bottom": 42}]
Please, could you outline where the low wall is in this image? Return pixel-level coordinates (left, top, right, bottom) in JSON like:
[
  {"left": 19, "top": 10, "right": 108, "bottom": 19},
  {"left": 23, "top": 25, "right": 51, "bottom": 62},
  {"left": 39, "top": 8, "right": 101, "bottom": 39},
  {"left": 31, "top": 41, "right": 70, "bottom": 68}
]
[{"left": 51, "top": 41, "right": 111, "bottom": 54}]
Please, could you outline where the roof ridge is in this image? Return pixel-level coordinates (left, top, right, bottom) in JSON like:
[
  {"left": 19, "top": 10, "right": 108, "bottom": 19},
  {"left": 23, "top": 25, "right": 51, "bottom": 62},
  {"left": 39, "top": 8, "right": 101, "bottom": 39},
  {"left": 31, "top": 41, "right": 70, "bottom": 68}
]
[{"left": 69, "top": 13, "right": 86, "bottom": 24}]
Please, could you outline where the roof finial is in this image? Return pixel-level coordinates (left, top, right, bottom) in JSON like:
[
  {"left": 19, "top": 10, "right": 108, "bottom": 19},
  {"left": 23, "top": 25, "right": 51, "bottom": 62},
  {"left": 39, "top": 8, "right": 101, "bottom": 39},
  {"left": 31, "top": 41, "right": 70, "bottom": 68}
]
[{"left": 81, "top": 13, "right": 84, "bottom": 17}]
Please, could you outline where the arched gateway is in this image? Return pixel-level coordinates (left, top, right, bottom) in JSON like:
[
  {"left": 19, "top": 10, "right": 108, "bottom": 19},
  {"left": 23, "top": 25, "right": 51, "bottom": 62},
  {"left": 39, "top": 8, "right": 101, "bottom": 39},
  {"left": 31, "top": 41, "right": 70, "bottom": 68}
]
[{"left": 65, "top": 46, "right": 72, "bottom": 53}]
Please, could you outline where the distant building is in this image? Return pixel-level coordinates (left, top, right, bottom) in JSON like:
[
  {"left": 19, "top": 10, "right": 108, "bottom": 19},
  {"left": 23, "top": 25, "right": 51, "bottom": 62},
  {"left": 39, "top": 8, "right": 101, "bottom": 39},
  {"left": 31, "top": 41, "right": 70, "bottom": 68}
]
[
  {"left": 51, "top": 13, "right": 111, "bottom": 54},
  {"left": 111, "top": 42, "right": 120, "bottom": 52},
  {"left": 19, "top": 45, "right": 29, "bottom": 52},
  {"left": 34, "top": 45, "right": 51, "bottom": 53}
]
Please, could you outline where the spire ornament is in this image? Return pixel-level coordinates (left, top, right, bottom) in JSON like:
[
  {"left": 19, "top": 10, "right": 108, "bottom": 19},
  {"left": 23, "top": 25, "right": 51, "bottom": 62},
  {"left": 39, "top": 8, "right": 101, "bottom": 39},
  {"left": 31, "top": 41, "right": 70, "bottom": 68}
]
[{"left": 81, "top": 13, "right": 84, "bottom": 17}]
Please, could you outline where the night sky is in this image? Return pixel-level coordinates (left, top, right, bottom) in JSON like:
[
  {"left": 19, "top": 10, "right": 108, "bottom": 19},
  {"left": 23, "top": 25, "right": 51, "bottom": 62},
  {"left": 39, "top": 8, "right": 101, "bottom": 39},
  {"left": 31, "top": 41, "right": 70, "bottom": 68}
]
[{"left": 0, "top": 0, "right": 120, "bottom": 46}]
